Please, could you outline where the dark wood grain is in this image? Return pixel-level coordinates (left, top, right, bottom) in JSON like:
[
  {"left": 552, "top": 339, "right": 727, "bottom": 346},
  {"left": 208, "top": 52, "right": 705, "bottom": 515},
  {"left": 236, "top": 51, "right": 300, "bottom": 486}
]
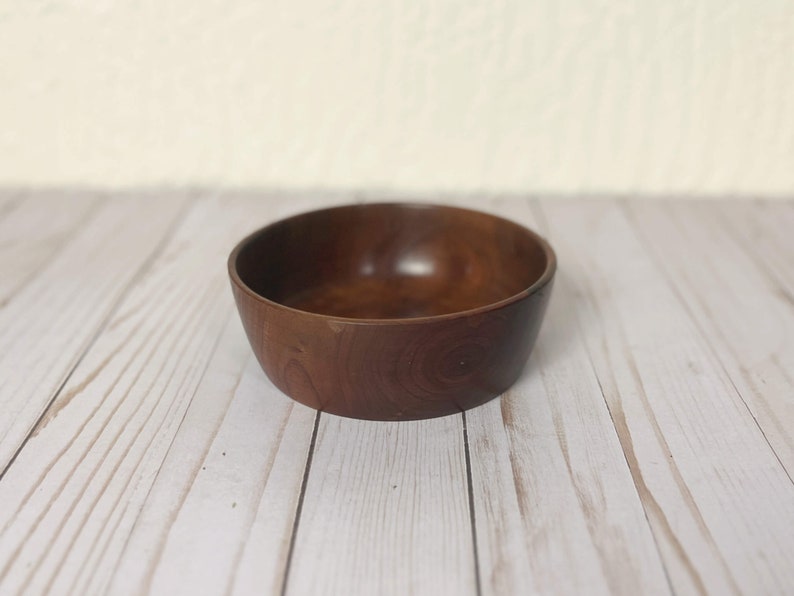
[{"left": 228, "top": 203, "right": 555, "bottom": 420}]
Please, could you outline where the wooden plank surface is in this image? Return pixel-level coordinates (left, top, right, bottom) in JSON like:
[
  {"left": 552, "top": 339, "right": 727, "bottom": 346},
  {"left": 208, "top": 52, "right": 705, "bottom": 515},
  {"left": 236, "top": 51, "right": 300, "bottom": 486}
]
[
  {"left": 0, "top": 192, "right": 348, "bottom": 595},
  {"left": 465, "top": 199, "right": 670, "bottom": 596},
  {"left": 107, "top": 191, "right": 354, "bottom": 595},
  {"left": 285, "top": 414, "right": 476, "bottom": 596},
  {"left": 108, "top": 321, "right": 316, "bottom": 596},
  {"left": 0, "top": 190, "right": 100, "bottom": 306},
  {"left": 0, "top": 192, "right": 793, "bottom": 596},
  {"left": 538, "top": 199, "right": 794, "bottom": 595},
  {"left": 0, "top": 192, "right": 188, "bottom": 470},
  {"left": 626, "top": 200, "right": 794, "bottom": 478},
  {"left": 718, "top": 200, "right": 794, "bottom": 295}
]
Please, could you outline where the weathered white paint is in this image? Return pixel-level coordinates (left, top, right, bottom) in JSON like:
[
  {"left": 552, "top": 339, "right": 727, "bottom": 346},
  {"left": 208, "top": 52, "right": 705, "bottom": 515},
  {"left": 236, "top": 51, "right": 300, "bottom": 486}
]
[{"left": 1, "top": 192, "right": 793, "bottom": 595}]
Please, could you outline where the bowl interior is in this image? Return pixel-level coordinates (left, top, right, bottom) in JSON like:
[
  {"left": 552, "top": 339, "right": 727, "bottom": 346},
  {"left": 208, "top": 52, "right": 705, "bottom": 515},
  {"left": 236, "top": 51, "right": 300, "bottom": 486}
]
[{"left": 234, "top": 204, "right": 551, "bottom": 319}]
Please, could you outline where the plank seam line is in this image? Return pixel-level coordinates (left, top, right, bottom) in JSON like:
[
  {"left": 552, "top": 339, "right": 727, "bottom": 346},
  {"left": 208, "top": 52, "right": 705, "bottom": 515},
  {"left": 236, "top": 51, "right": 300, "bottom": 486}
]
[
  {"left": 280, "top": 410, "right": 321, "bottom": 596},
  {"left": 462, "top": 410, "right": 483, "bottom": 596},
  {"left": 587, "top": 357, "right": 677, "bottom": 596},
  {"left": 620, "top": 200, "right": 794, "bottom": 487},
  {"left": 33, "top": 283, "right": 225, "bottom": 594},
  {"left": 97, "top": 309, "right": 237, "bottom": 594},
  {"left": 0, "top": 195, "right": 197, "bottom": 481},
  {"left": 528, "top": 197, "right": 677, "bottom": 595}
]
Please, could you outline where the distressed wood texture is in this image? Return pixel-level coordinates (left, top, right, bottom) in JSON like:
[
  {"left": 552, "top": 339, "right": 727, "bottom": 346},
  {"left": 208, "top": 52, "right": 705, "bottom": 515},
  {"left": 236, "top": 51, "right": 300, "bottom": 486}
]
[
  {"left": 0, "top": 191, "right": 188, "bottom": 470},
  {"left": 626, "top": 201, "right": 794, "bottom": 478},
  {"left": 1, "top": 191, "right": 793, "bottom": 596},
  {"left": 536, "top": 199, "right": 794, "bottom": 595},
  {"left": 466, "top": 199, "right": 669, "bottom": 596}
]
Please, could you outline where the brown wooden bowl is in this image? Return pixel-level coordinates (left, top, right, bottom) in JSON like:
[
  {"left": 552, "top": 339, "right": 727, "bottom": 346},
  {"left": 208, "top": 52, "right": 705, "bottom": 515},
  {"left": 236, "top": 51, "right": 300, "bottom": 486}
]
[{"left": 228, "top": 203, "right": 555, "bottom": 421}]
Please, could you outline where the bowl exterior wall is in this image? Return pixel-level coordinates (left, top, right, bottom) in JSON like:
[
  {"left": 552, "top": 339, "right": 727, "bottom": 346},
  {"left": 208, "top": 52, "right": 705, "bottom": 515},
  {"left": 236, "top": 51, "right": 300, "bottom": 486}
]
[{"left": 231, "top": 279, "right": 553, "bottom": 421}]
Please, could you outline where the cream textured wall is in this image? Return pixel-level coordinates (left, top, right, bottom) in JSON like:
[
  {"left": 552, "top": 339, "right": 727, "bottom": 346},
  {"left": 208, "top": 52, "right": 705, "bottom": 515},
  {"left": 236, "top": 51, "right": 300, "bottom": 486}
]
[{"left": 1, "top": 0, "right": 793, "bottom": 194}]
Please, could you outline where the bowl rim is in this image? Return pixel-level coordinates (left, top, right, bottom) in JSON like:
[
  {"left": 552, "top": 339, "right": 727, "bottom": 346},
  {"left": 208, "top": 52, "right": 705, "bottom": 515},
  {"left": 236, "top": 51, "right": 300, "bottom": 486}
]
[{"left": 228, "top": 202, "right": 557, "bottom": 326}]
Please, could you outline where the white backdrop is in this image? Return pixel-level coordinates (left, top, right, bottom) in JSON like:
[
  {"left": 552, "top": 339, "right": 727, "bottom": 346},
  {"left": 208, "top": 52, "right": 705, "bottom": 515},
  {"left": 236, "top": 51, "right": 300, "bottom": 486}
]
[{"left": 1, "top": 0, "right": 792, "bottom": 195}]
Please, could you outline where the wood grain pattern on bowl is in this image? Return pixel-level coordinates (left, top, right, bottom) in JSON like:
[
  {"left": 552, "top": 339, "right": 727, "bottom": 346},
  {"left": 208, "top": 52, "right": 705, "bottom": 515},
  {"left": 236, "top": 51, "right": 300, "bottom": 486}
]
[{"left": 228, "top": 203, "right": 555, "bottom": 420}]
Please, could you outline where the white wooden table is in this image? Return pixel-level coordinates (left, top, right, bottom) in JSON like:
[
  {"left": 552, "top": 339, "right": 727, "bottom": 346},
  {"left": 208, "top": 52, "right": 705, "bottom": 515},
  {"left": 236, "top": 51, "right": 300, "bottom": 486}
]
[{"left": 0, "top": 191, "right": 792, "bottom": 596}]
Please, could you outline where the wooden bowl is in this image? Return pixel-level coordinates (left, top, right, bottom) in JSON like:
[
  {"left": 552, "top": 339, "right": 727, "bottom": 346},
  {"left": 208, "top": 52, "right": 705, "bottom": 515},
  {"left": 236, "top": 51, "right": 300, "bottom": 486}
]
[{"left": 228, "top": 203, "right": 555, "bottom": 421}]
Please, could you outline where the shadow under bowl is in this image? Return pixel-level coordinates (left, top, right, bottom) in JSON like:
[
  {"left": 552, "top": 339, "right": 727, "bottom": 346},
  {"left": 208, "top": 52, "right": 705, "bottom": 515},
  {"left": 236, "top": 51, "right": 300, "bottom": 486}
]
[{"left": 228, "top": 202, "right": 556, "bottom": 421}]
